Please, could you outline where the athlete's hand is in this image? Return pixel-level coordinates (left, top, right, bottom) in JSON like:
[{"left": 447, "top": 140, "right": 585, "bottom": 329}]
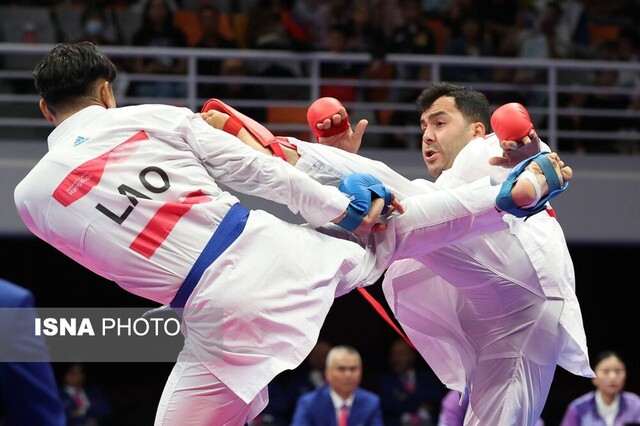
[
  {"left": 489, "top": 128, "right": 541, "bottom": 168},
  {"left": 308, "top": 98, "right": 367, "bottom": 153},
  {"left": 489, "top": 102, "right": 541, "bottom": 168},
  {"left": 317, "top": 114, "right": 368, "bottom": 154},
  {"left": 353, "top": 195, "right": 404, "bottom": 237},
  {"left": 200, "top": 110, "right": 227, "bottom": 129}
]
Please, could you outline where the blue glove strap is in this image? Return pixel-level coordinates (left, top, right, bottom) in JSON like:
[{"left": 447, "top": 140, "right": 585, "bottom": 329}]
[
  {"left": 496, "top": 152, "right": 569, "bottom": 218},
  {"left": 337, "top": 172, "right": 392, "bottom": 231},
  {"left": 368, "top": 184, "right": 393, "bottom": 214},
  {"left": 337, "top": 204, "right": 365, "bottom": 232}
]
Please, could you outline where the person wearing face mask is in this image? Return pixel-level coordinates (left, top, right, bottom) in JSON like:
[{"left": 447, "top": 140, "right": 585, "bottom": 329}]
[
  {"left": 76, "top": 5, "right": 118, "bottom": 46},
  {"left": 560, "top": 350, "right": 640, "bottom": 426}
]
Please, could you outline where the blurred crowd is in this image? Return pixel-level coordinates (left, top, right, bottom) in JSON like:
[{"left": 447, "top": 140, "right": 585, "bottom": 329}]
[{"left": 1, "top": 0, "right": 639, "bottom": 152}]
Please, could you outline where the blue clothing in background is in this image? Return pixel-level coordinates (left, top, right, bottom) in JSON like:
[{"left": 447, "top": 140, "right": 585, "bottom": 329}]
[
  {"left": 291, "top": 385, "right": 383, "bottom": 426},
  {"left": 560, "top": 390, "right": 640, "bottom": 426},
  {"left": 0, "top": 278, "right": 66, "bottom": 426}
]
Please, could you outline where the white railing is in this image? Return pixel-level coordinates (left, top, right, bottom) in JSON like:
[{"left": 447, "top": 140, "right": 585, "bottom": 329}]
[
  {"left": 2, "top": 43, "right": 640, "bottom": 243},
  {"left": 1, "top": 42, "right": 640, "bottom": 153}
]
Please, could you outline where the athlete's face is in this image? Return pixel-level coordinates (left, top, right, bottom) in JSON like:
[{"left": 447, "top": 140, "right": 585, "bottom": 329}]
[
  {"left": 419, "top": 96, "right": 480, "bottom": 178},
  {"left": 592, "top": 355, "right": 626, "bottom": 400}
]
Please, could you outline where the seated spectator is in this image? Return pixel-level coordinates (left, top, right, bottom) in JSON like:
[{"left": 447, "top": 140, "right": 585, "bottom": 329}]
[
  {"left": 128, "top": 0, "right": 188, "bottom": 100},
  {"left": 560, "top": 350, "right": 640, "bottom": 426},
  {"left": 245, "top": 0, "right": 312, "bottom": 52},
  {"left": 441, "top": 16, "right": 494, "bottom": 83},
  {"left": 60, "top": 362, "right": 112, "bottom": 426},
  {"left": 0, "top": 278, "right": 66, "bottom": 426},
  {"left": 533, "top": 0, "right": 590, "bottom": 57},
  {"left": 291, "top": 345, "right": 383, "bottom": 426},
  {"left": 245, "top": 0, "right": 308, "bottom": 99},
  {"left": 345, "top": 1, "right": 386, "bottom": 57},
  {"left": 194, "top": 3, "right": 238, "bottom": 50},
  {"left": 387, "top": 0, "right": 438, "bottom": 56},
  {"left": 386, "top": 0, "right": 437, "bottom": 104},
  {"left": 481, "top": 0, "right": 519, "bottom": 54},
  {"left": 319, "top": 24, "right": 361, "bottom": 102},
  {"left": 74, "top": 3, "right": 121, "bottom": 45},
  {"left": 345, "top": 0, "right": 393, "bottom": 111},
  {"left": 378, "top": 338, "right": 445, "bottom": 426},
  {"left": 73, "top": 4, "right": 128, "bottom": 78},
  {"left": 308, "top": 0, "right": 353, "bottom": 50},
  {"left": 194, "top": 4, "right": 240, "bottom": 101},
  {"left": 441, "top": 0, "right": 482, "bottom": 40}
]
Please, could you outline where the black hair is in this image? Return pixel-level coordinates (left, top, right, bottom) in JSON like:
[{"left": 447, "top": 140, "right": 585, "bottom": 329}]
[
  {"left": 415, "top": 82, "right": 491, "bottom": 130},
  {"left": 593, "top": 350, "right": 624, "bottom": 370},
  {"left": 140, "top": 0, "right": 175, "bottom": 33},
  {"left": 33, "top": 41, "right": 117, "bottom": 111}
]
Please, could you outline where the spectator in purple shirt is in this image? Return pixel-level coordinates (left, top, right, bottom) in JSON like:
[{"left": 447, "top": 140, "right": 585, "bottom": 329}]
[{"left": 560, "top": 350, "right": 640, "bottom": 426}]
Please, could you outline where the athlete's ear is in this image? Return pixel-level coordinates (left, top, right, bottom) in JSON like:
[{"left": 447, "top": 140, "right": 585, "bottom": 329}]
[
  {"left": 472, "top": 121, "right": 486, "bottom": 138},
  {"left": 39, "top": 99, "right": 55, "bottom": 124},
  {"left": 100, "top": 80, "right": 116, "bottom": 108}
]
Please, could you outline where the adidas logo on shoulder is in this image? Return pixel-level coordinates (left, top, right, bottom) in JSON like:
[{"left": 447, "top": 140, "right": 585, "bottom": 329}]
[{"left": 73, "top": 136, "right": 89, "bottom": 146}]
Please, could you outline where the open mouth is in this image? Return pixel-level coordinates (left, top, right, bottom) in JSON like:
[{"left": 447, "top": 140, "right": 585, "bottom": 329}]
[{"left": 424, "top": 149, "right": 438, "bottom": 161}]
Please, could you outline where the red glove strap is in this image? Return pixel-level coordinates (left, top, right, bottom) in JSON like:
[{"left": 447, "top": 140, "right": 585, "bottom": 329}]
[
  {"left": 307, "top": 97, "right": 350, "bottom": 140},
  {"left": 315, "top": 119, "right": 350, "bottom": 138},
  {"left": 222, "top": 115, "right": 244, "bottom": 136}
]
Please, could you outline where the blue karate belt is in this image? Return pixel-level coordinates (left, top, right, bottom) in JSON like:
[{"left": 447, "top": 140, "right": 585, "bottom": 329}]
[{"left": 142, "top": 203, "right": 249, "bottom": 320}]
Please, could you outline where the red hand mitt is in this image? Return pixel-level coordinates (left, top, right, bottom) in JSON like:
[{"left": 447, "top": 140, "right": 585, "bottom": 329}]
[
  {"left": 490, "top": 102, "right": 533, "bottom": 141},
  {"left": 307, "top": 97, "right": 350, "bottom": 140}
]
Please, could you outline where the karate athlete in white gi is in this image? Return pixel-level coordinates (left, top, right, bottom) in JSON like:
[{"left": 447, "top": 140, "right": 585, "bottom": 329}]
[
  {"left": 200, "top": 89, "right": 591, "bottom": 426},
  {"left": 15, "top": 42, "right": 569, "bottom": 426}
]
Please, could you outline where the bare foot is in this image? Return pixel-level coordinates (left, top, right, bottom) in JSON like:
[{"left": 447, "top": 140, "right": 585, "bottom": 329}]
[{"left": 510, "top": 152, "right": 571, "bottom": 208}]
